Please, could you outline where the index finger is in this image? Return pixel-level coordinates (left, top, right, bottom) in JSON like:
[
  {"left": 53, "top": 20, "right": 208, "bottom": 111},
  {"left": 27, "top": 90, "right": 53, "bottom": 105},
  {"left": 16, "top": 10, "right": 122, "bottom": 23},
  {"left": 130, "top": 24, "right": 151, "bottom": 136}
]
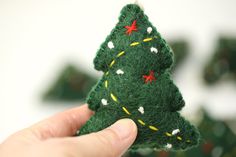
[{"left": 28, "top": 104, "right": 94, "bottom": 140}]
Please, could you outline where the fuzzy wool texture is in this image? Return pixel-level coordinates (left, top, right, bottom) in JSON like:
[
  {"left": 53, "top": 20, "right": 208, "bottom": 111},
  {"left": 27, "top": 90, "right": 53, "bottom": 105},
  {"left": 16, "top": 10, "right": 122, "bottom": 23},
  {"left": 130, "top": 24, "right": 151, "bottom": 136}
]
[{"left": 77, "top": 4, "right": 200, "bottom": 151}]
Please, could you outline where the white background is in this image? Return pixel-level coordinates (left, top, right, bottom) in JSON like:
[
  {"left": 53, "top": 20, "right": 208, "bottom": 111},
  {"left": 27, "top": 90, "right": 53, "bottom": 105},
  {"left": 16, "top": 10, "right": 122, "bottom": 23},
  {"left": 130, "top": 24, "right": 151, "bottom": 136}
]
[{"left": 1, "top": 0, "right": 236, "bottom": 141}]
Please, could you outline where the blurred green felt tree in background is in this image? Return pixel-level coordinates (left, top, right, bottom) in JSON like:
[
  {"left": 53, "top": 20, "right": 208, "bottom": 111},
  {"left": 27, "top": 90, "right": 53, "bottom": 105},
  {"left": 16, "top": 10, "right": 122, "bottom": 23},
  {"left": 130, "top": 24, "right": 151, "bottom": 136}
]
[
  {"left": 169, "top": 40, "right": 189, "bottom": 71},
  {"left": 43, "top": 64, "right": 97, "bottom": 102},
  {"left": 204, "top": 37, "right": 236, "bottom": 84}
]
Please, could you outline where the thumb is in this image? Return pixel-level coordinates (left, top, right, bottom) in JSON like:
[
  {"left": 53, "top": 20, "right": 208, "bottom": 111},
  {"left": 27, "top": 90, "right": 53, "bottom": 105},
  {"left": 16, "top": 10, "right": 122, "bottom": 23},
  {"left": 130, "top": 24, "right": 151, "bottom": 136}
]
[{"left": 74, "top": 119, "right": 137, "bottom": 157}]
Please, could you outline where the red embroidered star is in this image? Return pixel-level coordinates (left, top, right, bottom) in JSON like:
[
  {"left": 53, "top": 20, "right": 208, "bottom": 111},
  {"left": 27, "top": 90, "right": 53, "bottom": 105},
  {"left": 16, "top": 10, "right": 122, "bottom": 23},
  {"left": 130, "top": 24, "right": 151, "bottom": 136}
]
[
  {"left": 143, "top": 71, "right": 156, "bottom": 83},
  {"left": 125, "top": 20, "right": 138, "bottom": 35}
]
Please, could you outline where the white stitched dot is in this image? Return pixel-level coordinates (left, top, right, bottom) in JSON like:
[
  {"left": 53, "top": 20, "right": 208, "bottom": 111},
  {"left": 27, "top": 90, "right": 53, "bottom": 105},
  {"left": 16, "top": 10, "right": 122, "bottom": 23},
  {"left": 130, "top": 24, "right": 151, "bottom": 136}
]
[
  {"left": 211, "top": 146, "right": 223, "bottom": 157},
  {"left": 172, "top": 129, "right": 180, "bottom": 135},
  {"left": 150, "top": 47, "right": 158, "bottom": 53},
  {"left": 165, "top": 143, "right": 172, "bottom": 149},
  {"left": 138, "top": 106, "right": 144, "bottom": 114},
  {"left": 108, "top": 41, "right": 114, "bottom": 49},
  {"left": 116, "top": 69, "right": 124, "bottom": 75},
  {"left": 147, "top": 27, "right": 152, "bottom": 34},
  {"left": 101, "top": 99, "right": 108, "bottom": 105}
]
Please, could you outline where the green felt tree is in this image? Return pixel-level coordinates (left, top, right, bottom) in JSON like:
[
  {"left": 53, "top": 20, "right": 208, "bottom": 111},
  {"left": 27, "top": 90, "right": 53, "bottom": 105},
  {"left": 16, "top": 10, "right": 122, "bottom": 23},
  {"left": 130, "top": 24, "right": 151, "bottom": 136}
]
[
  {"left": 204, "top": 37, "right": 236, "bottom": 84},
  {"left": 43, "top": 64, "right": 97, "bottom": 101},
  {"left": 77, "top": 4, "right": 200, "bottom": 150}
]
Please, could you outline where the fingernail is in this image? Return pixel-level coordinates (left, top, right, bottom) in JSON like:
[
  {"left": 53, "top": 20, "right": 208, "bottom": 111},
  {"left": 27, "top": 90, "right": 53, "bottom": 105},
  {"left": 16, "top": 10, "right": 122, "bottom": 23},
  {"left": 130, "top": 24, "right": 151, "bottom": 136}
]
[{"left": 109, "top": 119, "right": 137, "bottom": 140}]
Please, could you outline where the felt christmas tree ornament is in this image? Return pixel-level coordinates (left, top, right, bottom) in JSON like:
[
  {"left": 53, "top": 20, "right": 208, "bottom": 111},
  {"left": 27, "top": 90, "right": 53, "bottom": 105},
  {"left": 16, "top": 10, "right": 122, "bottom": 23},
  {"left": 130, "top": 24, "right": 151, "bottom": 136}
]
[
  {"left": 204, "top": 37, "right": 236, "bottom": 84},
  {"left": 169, "top": 40, "right": 189, "bottom": 72},
  {"left": 43, "top": 64, "right": 97, "bottom": 101},
  {"left": 77, "top": 4, "right": 200, "bottom": 150}
]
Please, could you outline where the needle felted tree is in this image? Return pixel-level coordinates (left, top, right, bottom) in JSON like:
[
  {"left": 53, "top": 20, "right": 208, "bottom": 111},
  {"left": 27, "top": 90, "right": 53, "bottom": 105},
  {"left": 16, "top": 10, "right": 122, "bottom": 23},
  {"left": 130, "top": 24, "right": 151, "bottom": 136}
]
[
  {"left": 77, "top": 4, "right": 200, "bottom": 150},
  {"left": 43, "top": 64, "right": 97, "bottom": 101},
  {"left": 204, "top": 37, "right": 236, "bottom": 84},
  {"left": 169, "top": 40, "right": 189, "bottom": 72}
]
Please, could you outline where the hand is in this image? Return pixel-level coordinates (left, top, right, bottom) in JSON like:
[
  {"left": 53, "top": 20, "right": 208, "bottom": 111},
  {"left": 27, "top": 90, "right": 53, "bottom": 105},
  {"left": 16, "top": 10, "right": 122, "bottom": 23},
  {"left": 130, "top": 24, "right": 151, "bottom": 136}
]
[{"left": 0, "top": 105, "right": 137, "bottom": 157}]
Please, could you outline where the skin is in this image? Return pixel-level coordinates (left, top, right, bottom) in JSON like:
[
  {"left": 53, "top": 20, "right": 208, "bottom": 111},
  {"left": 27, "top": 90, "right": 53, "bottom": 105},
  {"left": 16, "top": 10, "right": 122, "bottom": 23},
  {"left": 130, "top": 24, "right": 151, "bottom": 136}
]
[{"left": 0, "top": 104, "right": 137, "bottom": 157}]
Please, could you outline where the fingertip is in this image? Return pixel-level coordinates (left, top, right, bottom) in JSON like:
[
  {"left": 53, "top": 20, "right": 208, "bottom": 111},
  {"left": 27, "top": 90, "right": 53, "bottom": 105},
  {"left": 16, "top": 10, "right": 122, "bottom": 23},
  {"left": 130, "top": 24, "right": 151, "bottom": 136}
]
[
  {"left": 27, "top": 104, "right": 94, "bottom": 139},
  {"left": 109, "top": 118, "right": 137, "bottom": 141},
  {"left": 68, "top": 118, "right": 138, "bottom": 157}
]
